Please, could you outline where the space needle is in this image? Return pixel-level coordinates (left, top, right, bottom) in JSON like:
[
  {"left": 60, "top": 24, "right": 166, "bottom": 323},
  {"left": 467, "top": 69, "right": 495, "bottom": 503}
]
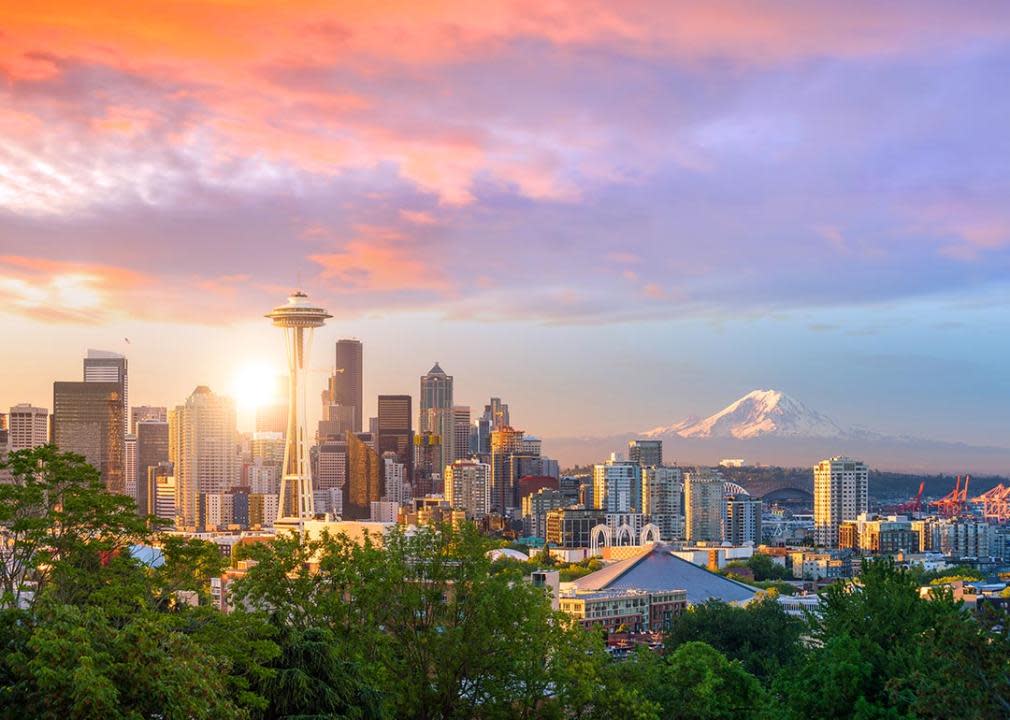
[{"left": 266, "top": 291, "right": 332, "bottom": 532}]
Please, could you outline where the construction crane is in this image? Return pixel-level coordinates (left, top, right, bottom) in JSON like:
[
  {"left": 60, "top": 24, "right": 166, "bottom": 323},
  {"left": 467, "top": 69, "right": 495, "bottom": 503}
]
[
  {"left": 894, "top": 481, "right": 926, "bottom": 514},
  {"left": 930, "top": 475, "right": 970, "bottom": 518},
  {"left": 972, "top": 483, "right": 1010, "bottom": 522}
]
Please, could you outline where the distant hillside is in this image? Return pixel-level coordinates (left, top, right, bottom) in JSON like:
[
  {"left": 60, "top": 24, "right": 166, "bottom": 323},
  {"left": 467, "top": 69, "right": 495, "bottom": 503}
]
[{"left": 560, "top": 463, "right": 1008, "bottom": 503}]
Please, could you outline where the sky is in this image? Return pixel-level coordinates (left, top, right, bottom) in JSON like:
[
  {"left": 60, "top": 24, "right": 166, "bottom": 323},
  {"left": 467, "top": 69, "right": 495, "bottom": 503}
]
[{"left": 1, "top": 1, "right": 1009, "bottom": 451}]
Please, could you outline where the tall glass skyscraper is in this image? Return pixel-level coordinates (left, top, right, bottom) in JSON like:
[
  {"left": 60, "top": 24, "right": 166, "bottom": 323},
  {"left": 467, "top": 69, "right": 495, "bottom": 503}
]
[{"left": 419, "top": 362, "right": 454, "bottom": 479}]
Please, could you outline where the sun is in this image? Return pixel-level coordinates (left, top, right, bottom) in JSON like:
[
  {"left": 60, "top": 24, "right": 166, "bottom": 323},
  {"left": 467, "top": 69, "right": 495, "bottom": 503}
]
[{"left": 230, "top": 362, "right": 282, "bottom": 410}]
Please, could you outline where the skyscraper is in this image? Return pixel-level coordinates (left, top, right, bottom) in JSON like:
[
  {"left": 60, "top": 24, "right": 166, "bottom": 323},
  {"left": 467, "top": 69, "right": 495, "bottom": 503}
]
[
  {"left": 377, "top": 394, "right": 413, "bottom": 484},
  {"left": 326, "top": 339, "right": 363, "bottom": 433},
  {"left": 343, "top": 431, "right": 382, "bottom": 520},
  {"left": 136, "top": 420, "right": 169, "bottom": 516},
  {"left": 489, "top": 425, "right": 524, "bottom": 512},
  {"left": 124, "top": 433, "right": 137, "bottom": 502},
  {"left": 814, "top": 457, "right": 869, "bottom": 547},
  {"left": 725, "top": 494, "right": 763, "bottom": 545},
  {"left": 444, "top": 459, "right": 491, "bottom": 519},
  {"left": 477, "top": 397, "right": 509, "bottom": 455},
  {"left": 169, "top": 386, "right": 239, "bottom": 530},
  {"left": 452, "top": 406, "right": 471, "bottom": 461},
  {"left": 266, "top": 291, "right": 332, "bottom": 529},
  {"left": 642, "top": 466, "right": 683, "bottom": 541},
  {"left": 684, "top": 471, "right": 724, "bottom": 542},
  {"left": 52, "top": 381, "right": 125, "bottom": 493},
  {"left": 130, "top": 406, "right": 167, "bottom": 434},
  {"left": 8, "top": 403, "right": 49, "bottom": 450},
  {"left": 83, "top": 349, "right": 128, "bottom": 436},
  {"left": 628, "top": 439, "right": 662, "bottom": 467},
  {"left": 420, "top": 362, "right": 454, "bottom": 476},
  {"left": 593, "top": 457, "right": 642, "bottom": 512}
]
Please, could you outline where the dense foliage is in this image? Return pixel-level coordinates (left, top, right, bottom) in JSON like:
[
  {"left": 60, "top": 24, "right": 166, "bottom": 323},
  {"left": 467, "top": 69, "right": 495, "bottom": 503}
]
[{"left": 2, "top": 446, "right": 1008, "bottom": 719}]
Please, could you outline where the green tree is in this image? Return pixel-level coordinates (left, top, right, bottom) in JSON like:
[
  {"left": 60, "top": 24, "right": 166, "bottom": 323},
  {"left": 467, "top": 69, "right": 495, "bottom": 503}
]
[
  {"left": 615, "top": 641, "right": 765, "bottom": 720},
  {"left": 664, "top": 596, "right": 803, "bottom": 680},
  {"left": 262, "top": 626, "right": 383, "bottom": 719},
  {"left": 0, "top": 446, "right": 149, "bottom": 610},
  {"left": 3, "top": 603, "right": 245, "bottom": 720},
  {"left": 775, "top": 558, "right": 1010, "bottom": 720},
  {"left": 154, "top": 536, "right": 229, "bottom": 606}
]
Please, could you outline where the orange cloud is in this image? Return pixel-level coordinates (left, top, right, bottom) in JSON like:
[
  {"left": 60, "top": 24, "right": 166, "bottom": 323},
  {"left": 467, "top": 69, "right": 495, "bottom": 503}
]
[
  {"left": 0, "top": 255, "right": 145, "bottom": 323},
  {"left": 309, "top": 227, "right": 449, "bottom": 295},
  {"left": 4, "top": 1, "right": 1005, "bottom": 209}
]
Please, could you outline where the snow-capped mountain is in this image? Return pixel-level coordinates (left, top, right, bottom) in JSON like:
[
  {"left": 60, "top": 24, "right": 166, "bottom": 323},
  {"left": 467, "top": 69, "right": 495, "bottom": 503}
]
[{"left": 644, "top": 389, "right": 847, "bottom": 439}]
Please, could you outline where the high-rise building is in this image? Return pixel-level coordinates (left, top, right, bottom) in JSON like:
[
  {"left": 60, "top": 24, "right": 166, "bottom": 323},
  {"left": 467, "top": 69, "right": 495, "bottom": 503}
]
[
  {"left": 420, "top": 362, "right": 454, "bottom": 477},
  {"left": 813, "top": 457, "right": 869, "bottom": 547},
  {"left": 169, "top": 386, "right": 239, "bottom": 530},
  {"left": 84, "top": 349, "right": 128, "bottom": 436},
  {"left": 377, "top": 395, "right": 413, "bottom": 483},
  {"left": 628, "top": 439, "right": 662, "bottom": 467},
  {"left": 725, "top": 495, "right": 762, "bottom": 545},
  {"left": 266, "top": 292, "right": 332, "bottom": 529},
  {"left": 489, "top": 426, "right": 524, "bottom": 512},
  {"left": 444, "top": 459, "right": 491, "bottom": 519},
  {"left": 452, "top": 406, "right": 471, "bottom": 462},
  {"left": 684, "top": 471, "right": 724, "bottom": 542},
  {"left": 248, "top": 460, "right": 279, "bottom": 494},
  {"left": 251, "top": 431, "right": 285, "bottom": 467},
  {"left": 412, "top": 431, "right": 441, "bottom": 497},
  {"left": 130, "top": 406, "right": 167, "bottom": 435},
  {"left": 136, "top": 421, "right": 169, "bottom": 516},
  {"left": 8, "top": 404, "right": 49, "bottom": 450},
  {"left": 642, "top": 466, "right": 683, "bottom": 541},
  {"left": 146, "top": 462, "right": 175, "bottom": 521},
  {"left": 52, "top": 381, "right": 125, "bottom": 493},
  {"left": 477, "top": 398, "right": 509, "bottom": 455},
  {"left": 522, "top": 487, "right": 565, "bottom": 539},
  {"left": 124, "top": 433, "right": 137, "bottom": 502},
  {"left": 546, "top": 507, "right": 606, "bottom": 548},
  {"left": 316, "top": 437, "right": 348, "bottom": 491},
  {"left": 343, "top": 431, "right": 382, "bottom": 520},
  {"left": 324, "top": 339, "right": 363, "bottom": 433},
  {"left": 382, "top": 453, "right": 407, "bottom": 505},
  {"left": 593, "top": 456, "right": 642, "bottom": 513}
]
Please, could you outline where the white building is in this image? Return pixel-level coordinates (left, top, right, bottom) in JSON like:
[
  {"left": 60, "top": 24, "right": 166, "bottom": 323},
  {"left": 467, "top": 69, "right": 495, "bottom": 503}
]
[
  {"left": 813, "top": 457, "right": 868, "bottom": 547},
  {"left": 169, "top": 386, "right": 239, "bottom": 530},
  {"left": 725, "top": 494, "right": 762, "bottom": 545},
  {"left": 248, "top": 460, "right": 279, "bottom": 494},
  {"left": 642, "top": 466, "right": 683, "bottom": 541},
  {"left": 444, "top": 459, "right": 491, "bottom": 519},
  {"left": 370, "top": 500, "right": 400, "bottom": 523},
  {"left": 124, "top": 433, "right": 137, "bottom": 501},
  {"left": 685, "top": 471, "right": 724, "bottom": 542},
  {"left": 593, "top": 457, "right": 642, "bottom": 512},
  {"left": 8, "top": 404, "right": 49, "bottom": 450},
  {"left": 382, "top": 455, "right": 406, "bottom": 505}
]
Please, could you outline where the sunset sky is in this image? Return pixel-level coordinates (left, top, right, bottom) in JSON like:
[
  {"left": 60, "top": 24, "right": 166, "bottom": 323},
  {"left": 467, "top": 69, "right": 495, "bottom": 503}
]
[{"left": 2, "top": 2, "right": 1009, "bottom": 445}]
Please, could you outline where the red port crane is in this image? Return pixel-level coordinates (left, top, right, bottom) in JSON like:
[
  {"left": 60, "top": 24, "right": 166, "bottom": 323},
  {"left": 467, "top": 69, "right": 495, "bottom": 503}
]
[
  {"left": 972, "top": 483, "right": 1010, "bottom": 522},
  {"left": 894, "top": 481, "right": 926, "bottom": 514},
  {"left": 930, "top": 475, "right": 971, "bottom": 517}
]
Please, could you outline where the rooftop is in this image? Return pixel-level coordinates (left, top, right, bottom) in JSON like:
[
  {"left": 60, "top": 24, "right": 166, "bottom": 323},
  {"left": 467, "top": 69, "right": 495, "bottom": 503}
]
[{"left": 570, "top": 544, "right": 757, "bottom": 605}]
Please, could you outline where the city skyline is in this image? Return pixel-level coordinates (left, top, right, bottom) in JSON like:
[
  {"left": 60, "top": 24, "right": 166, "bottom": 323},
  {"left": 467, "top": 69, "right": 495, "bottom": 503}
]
[{"left": 2, "top": 2, "right": 1010, "bottom": 459}]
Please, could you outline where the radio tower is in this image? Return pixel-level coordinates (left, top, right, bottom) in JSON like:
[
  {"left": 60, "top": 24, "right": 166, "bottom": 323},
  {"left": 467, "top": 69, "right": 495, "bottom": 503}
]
[{"left": 266, "top": 291, "right": 332, "bottom": 532}]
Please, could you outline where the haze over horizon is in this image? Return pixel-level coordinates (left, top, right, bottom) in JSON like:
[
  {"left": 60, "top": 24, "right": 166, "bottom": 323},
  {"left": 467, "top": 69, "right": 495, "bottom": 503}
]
[{"left": 2, "top": 2, "right": 1009, "bottom": 461}]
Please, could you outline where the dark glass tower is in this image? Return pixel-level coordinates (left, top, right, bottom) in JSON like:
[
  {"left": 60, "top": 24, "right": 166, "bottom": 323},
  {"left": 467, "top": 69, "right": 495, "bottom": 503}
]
[
  {"left": 52, "top": 381, "right": 125, "bottom": 493},
  {"left": 377, "top": 394, "right": 414, "bottom": 483},
  {"left": 328, "top": 339, "right": 363, "bottom": 433}
]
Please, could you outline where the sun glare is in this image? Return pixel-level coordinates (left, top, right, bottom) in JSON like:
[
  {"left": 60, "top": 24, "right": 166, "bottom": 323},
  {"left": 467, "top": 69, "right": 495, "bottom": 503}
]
[{"left": 230, "top": 362, "right": 281, "bottom": 410}]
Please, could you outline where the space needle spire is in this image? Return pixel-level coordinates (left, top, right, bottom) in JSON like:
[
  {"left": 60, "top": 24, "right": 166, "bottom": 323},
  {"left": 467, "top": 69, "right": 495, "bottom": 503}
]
[{"left": 266, "top": 290, "right": 332, "bottom": 532}]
